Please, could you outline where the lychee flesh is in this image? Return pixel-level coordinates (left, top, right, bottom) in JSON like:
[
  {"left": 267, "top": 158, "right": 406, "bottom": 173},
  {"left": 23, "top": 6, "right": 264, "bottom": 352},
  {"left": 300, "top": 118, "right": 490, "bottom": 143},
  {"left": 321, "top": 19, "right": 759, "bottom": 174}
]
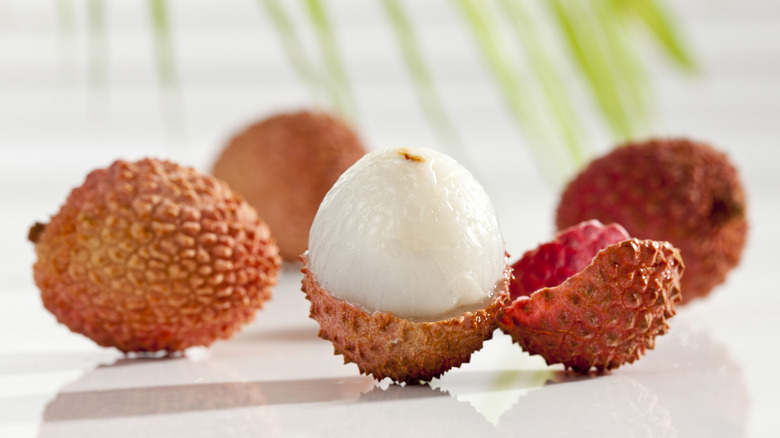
[
  {"left": 303, "top": 146, "right": 511, "bottom": 383},
  {"left": 30, "top": 158, "right": 281, "bottom": 352},
  {"left": 555, "top": 138, "right": 746, "bottom": 303},
  {"left": 212, "top": 110, "right": 367, "bottom": 261},
  {"left": 308, "top": 147, "right": 507, "bottom": 322},
  {"left": 498, "top": 221, "right": 684, "bottom": 373}
]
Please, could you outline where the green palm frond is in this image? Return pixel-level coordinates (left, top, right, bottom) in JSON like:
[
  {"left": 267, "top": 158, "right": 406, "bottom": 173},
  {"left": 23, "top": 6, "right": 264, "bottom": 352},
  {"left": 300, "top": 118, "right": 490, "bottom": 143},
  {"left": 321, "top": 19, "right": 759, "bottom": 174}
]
[
  {"left": 399, "top": 0, "right": 692, "bottom": 183},
  {"left": 612, "top": 0, "right": 696, "bottom": 71},
  {"left": 260, "top": 0, "right": 324, "bottom": 103},
  {"left": 150, "top": 0, "right": 177, "bottom": 88},
  {"left": 127, "top": 0, "right": 694, "bottom": 183},
  {"left": 260, "top": 0, "right": 357, "bottom": 120},
  {"left": 304, "top": 0, "right": 358, "bottom": 120},
  {"left": 550, "top": 0, "right": 636, "bottom": 141},
  {"left": 498, "top": 0, "right": 589, "bottom": 167},
  {"left": 86, "top": 0, "right": 107, "bottom": 91},
  {"left": 458, "top": 0, "right": 578, "bottom": 182},
  {"left": 381, "top": 0, "right": 464, "bottom": 156}
]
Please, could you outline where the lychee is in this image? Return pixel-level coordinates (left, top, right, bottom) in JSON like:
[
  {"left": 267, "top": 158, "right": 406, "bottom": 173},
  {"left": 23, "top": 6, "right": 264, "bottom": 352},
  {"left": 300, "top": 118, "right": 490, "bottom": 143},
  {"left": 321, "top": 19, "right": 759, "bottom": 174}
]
[
  {"left": 301, "top": 147, "right": 511, "bottom": 384},
  {"left": 212, "top": 110, "right": 367, "bottom": 261},
  {"left": 555, "top": 138, "right": 747, "bottom": 303},
  {"left": 29, "top": 158, "right": 281, "bottom": 353},
  {"left": 498, "top": 220, "right": 684, "bottom": 373}
]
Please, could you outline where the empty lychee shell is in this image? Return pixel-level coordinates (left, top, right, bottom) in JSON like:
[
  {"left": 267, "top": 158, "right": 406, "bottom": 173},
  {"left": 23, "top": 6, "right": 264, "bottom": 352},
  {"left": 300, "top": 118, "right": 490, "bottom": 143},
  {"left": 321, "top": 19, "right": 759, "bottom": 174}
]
[
  {"left": 301, "top": 146, "right": 512, "bottom": 384},
  {"left": 498, "top": 220, "right": 684, "bottom": 373}
]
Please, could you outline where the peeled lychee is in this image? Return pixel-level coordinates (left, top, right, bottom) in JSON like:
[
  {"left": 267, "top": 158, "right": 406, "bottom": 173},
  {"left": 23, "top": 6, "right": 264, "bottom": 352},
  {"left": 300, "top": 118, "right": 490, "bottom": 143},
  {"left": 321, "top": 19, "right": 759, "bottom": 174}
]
[
  {"left": 498, "top": 220, "right": 684, "bottom": 373},
  {"left": 212, "top": 110, "right": 367, "bottom": 261},
  {"left": 301, "top": 147, "right": 511, "bottom": 384},
  {"left": 30, "top": 158, "right": 281, "bottom": 353},
  {"left": 556, "top": 138, "right": 747, "bottom": 303}
]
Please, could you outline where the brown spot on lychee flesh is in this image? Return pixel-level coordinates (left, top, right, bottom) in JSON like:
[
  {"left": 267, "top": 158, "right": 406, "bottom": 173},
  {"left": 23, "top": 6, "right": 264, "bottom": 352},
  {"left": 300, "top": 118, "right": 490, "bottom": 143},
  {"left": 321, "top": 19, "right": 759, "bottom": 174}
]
[{"left": 398, "top": 148, "right": 425, "bottom": 163}]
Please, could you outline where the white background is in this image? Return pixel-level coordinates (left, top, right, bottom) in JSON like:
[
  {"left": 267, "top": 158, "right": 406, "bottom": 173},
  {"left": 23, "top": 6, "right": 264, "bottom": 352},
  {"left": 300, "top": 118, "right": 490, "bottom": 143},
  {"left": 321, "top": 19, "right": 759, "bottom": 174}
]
[{"left": 1, "top": 1, "right": 779, "bottom": 436}]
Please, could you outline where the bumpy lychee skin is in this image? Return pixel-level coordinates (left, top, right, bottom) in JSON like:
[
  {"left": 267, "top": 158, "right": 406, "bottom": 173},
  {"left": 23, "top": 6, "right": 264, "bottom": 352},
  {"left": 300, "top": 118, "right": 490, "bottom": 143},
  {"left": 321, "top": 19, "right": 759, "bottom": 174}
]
[
  {"left": 30, "top": 158, "right": 281, "bottom": 352},
  {"left": 556, "top": 138, "right": 746, "bottom": 303},
  {"left": 498, "top": 221, "right": 684, "bottom": 373},
  {"left": 302, "top": 146, "right": 511, "bottom": 384},
  {"left": 302, "top": 255, "right": 510, "bottom": 384},
  {"left": 510, "top": 220, "right": 632, "bottom": 300},
  {"left": 212, "top": 111, "right": 367, "bottom": 261}
]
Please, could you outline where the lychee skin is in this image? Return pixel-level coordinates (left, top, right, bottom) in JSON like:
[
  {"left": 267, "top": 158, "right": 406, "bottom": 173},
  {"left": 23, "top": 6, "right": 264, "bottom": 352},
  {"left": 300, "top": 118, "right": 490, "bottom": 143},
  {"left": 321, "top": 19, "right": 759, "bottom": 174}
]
[
  {"left": 31, "top": 158, "right": 281, "bottom": 352},
  {"left": 498, "top": 229, "right": 683, "bottom": 373},
  {"left": 510, "top": 220, "right": 630, "bottom": 300},
  {"left": 212, "top": 111, "right": 367, "bottom": 261},
  {"left": 556, "top": 138, "right": 747, "bottom": 303},
  {"left": 301, "top": 254, "right": 511, "bottom": 384}
]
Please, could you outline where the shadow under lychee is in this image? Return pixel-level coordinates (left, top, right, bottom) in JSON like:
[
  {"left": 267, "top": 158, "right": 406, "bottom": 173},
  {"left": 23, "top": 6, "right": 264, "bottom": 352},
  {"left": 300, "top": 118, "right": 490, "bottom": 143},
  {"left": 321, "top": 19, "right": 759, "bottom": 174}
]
[{"left": 42, "top": 375, "right": 375, "bottom": 422}]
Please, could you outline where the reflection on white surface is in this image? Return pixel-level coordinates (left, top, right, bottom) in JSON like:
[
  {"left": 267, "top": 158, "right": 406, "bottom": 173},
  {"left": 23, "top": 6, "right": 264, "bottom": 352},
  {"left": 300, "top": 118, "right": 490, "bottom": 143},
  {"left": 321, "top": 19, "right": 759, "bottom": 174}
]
[
  {"left": 43, "top": 375, "right": 375, "bottom": 421},
  {"left": 431, "top": 331, "right": 555, "bottom": 425},
  {"left": 29, "top": 319, "right": 747, "bottom": 438}
]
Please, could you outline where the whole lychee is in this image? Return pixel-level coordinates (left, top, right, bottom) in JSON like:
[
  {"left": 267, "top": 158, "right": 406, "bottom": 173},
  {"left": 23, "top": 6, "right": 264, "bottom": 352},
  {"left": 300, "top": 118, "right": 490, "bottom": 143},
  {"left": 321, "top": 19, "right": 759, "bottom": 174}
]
[
  {"left": 301, "top": 147, "right": 511, "bottom": 384},
  {"left": 555, "top": 138, "right": 747, "bottom": 303},
  {"left": 498, "top": 220, "right": 684, "bottom": 373},
  {"left": 212, "top": 110, "right": 367, "bottom": 261},
  {"left": 29, "top": 158, "right": 281, "bottom": 353}
]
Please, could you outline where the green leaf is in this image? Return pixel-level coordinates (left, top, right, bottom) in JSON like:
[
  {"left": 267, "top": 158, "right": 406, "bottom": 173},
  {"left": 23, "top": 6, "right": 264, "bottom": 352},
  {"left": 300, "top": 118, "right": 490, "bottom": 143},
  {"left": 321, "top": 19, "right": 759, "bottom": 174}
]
[
  {"left": 259, "top": 0, "right": 324, "bottom": 104},
  {"left": 55, "top": 0, "right": 76, "bottom": 35},
  {"left": 498, "top": 0, "right": 589, "bottom": 167},
  {"left": 615, "top": 0, "right": 696, "bottom": 71},
  {"left": 87, "top": 0, "right": 107, "bottom": 90},
  {"left": 596, "top": 0, "right": 652, "bottom": 134},
  {"left": 149, "top": 0, "right": 177, "bottom": 88},
  {"left": 548, "top": 0, "right": 636, "bottom": 141},
  {"left": 381, "top": 0, "right": 464, "bottom": 158},
  {"left": 304, "top": 0, "right": 358, "bottom": 120},
  {"left": 458, "top": 0, "right": 576, "bottom": 182}
]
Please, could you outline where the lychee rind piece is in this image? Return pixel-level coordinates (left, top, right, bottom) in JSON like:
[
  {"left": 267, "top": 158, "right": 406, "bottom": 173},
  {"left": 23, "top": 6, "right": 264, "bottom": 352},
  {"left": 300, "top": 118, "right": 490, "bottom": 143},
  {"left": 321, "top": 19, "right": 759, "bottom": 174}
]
[
  {"left": 301, "top": 254, "right": 511, "bottom": 384},
  {"left": 498, "top": 224, "right": 684, "bottom": 373},
  {"left": 555, "top": 138, "right": 747, "bottom": 303},
  {"left": 212, "top": 110, "right": 367, "bottom": 261},
  {"left": 510, "top": 220, "right": 631, "bottom": 300},
  {"left": 31, "top": 158, "right": 281, "bottom": 352}
]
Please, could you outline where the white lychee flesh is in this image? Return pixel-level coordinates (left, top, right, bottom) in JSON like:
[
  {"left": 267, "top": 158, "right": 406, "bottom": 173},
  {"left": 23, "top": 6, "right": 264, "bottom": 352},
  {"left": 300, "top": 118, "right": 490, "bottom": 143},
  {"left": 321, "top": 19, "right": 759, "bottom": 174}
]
[{"left": 307, "top": 147, "right": 507, "bottom": 321}]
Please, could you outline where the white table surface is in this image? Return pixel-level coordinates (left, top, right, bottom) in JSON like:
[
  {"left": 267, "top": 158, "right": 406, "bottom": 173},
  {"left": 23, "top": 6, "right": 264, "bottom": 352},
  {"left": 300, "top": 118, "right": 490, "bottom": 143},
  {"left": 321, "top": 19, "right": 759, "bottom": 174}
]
[{"left": 2, "top": 1, "right": 779, "bottom": 437}]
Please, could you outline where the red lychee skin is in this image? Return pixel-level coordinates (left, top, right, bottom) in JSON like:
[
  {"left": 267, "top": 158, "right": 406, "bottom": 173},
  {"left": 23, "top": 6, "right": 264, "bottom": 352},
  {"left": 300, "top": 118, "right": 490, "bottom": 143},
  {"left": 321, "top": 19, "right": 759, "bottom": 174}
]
[
  {"left": 30, "top": 158, "right": 281, "bottom": 352},
  {"left": 556, "top": 138, "right": 746, "bottom": 303},
  {"left": 498, "top": 223, "right": 684, "bottom": 373},
  {"left": 301, "top": 254, "right": 511, "bottom": 384},
  {"left": 510, "top": 220, "right": 630, "bottom": 300}
]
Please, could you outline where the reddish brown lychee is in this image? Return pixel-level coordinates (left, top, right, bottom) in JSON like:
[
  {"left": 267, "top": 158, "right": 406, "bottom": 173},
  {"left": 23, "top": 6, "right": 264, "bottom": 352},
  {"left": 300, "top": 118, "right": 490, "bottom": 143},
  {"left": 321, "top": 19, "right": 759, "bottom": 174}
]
[
  {"left": 212, "top": 110, "right": 367, "bottom": 261},
  {"left": 556, "top": 138, "right": 747, "bottom": 303},
  {"left": 498, "top": 220, "right": 684, "bottom": 373},
  {"left": 29, "top": 158, "right": 281, "bottom": 353}
]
